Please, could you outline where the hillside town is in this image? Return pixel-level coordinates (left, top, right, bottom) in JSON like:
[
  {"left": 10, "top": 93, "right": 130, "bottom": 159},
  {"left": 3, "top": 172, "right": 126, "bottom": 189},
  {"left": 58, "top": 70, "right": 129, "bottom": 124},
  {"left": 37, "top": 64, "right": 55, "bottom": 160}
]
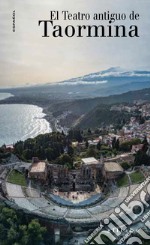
[
  {"left": 0, "top": 100, "right": 150, "bottom": 244},
  {"left": 110, "top": 100, "right": 150, "bottom": 142},
  {"left": 1, "top": 101, "right": 150, "bottom": 197}
]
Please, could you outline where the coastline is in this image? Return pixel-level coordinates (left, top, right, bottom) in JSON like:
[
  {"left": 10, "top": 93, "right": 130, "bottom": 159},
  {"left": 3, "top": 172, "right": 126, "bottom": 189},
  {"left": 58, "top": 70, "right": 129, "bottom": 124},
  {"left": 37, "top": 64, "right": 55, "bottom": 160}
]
[
  {"left": 0, "top": 92, "right": 14, "bottom": 101},
  {"left": 0, "top": 94, "right": 68, "bottom": 134},
  {"left": 0, "top": 100, "right": 54, "bottom": 146},
  {"left": 43, "top": 107, "right": 57, "bottom": 132},
  {"left": 43, "top": 107, "right": 69, "bottom": 134}
]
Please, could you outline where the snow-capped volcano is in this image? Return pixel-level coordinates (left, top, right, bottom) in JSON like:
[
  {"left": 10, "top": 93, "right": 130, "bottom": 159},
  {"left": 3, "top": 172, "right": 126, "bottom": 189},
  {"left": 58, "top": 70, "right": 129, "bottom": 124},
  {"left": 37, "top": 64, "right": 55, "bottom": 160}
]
[
  {"left": 3, "top": 67, "right": 150, "bottom": 101},
  {"left": 56, "top": 67, "right": 150, "bottom": 86}
]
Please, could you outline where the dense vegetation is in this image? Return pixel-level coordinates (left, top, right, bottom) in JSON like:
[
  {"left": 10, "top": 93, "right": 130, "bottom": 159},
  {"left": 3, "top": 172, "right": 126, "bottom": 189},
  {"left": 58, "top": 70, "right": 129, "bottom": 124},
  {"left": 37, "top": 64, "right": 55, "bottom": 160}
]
[
  {"left": 134, "top": 138, "right": 150, "bottom": 166},
  {"left": 0, "top": 203, "right": 50, "bottom": 245},
  {"left": 0, "top": 147, "right": 11, "bottom": 163},
  {"left": 119, "top": 138, "right": 141, "bottom": 152},
  {"left": 14, "top": 132, "right": 67, "bottom": 161},
  {"left": 117, "top": 174, "right": 129, "bottom": 187}
]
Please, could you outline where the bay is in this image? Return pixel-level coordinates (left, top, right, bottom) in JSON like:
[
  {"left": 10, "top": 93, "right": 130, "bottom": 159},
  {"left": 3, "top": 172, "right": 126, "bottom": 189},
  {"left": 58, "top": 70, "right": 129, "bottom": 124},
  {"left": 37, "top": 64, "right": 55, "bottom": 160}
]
[
  {"left": 0, "top": 92, "right": 13, "bottom": 101},
  {"left": 0, "top": 103, "right": 52, "bottom": 146}
]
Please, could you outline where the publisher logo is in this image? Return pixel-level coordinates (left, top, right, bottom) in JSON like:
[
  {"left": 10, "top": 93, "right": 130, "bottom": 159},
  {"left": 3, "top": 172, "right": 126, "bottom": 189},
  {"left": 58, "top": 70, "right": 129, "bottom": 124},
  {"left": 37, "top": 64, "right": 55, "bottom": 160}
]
[
  {"left": 85, "top": 176, "right": 150, "bottom": 244},
  {"left": 12, "top": 10, "right": 15, "bottom": 32}
]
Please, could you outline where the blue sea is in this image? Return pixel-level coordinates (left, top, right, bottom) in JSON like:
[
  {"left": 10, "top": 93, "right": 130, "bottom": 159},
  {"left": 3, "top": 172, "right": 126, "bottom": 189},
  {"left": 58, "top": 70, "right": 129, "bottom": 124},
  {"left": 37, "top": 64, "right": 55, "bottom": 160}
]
[{"left": 0, "top": 93, "right": 52, "bottom": 146}]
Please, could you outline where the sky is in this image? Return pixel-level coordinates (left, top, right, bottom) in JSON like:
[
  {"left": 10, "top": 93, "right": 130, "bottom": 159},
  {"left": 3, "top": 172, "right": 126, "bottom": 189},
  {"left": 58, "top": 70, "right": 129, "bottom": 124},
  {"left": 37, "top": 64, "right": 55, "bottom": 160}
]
[{"left": 0, "top": 0, "right": 150, "bottom": 87}]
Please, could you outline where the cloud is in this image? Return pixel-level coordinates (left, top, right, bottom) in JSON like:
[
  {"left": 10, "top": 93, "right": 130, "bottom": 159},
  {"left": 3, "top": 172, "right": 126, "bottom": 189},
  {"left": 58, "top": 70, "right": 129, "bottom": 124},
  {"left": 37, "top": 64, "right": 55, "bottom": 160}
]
[{"left": 58, "top": 80, "right": 108, "bottom": 85}]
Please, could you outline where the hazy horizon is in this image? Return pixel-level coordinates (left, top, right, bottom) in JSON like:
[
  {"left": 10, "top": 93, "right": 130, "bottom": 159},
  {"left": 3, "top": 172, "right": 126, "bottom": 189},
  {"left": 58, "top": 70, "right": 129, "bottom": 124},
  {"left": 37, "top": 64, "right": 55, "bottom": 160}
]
[
  {"left": 0, "top": 66, "right": 150, "bottom": 90},
  {"left": 0, "top": 0, "right": 150, "bottom": 87}
]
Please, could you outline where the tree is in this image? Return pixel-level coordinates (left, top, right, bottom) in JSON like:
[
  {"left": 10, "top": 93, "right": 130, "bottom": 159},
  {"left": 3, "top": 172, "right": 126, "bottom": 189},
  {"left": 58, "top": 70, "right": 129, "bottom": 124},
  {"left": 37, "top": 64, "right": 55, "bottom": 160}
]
[
  {"left": 22, "top": 149, "right": 33, "bottom": 160},
  {"left": 97, "top": 141, "right": 101, "bottom": 150},
  {"left": 121, "top": 161, "right": 130, "bottom": 170},
  {"left": 142, "top": 136, "right": 148, "bottom": 145},
  {"left": 142, "top": 136, "right": 148, "bottom": 153},
  {"left": 68, "top": 129, "right": 83, "bottom": 142},
  {"left": 112, "top": 137, "right": 119, "bottom": 150},
  {"left": 14, "top": 141, "right": 24, "bottom": 155},
  {"left": 0, "top": 205, "right": 47, "bottom": 245},
  {"left": 19, "top": 225, "right": 29, "bottom": 245},
  {"left": 134, "top": 150, "right": 150, "bottom": 166},
  {"left": 0, "top": 224, "right": 6, "bottom": 241},
  {"left": 27, "top": 219, "right": 46, "bottom": 245},
  {"left": 14, "top": 132, "right": 66, "bottom": 161},
  {"left": 115, "top": 139, "right": 120, "bottom": 151},
  {"left": 45, "top": 148, "right": 54, "bottom": 161},
  {"left": 64, "top": 162, "right": 73, "bottom": 170},
  {"left": 85, "top": 140, "right": 89, "bottom": 149},
  {"left": 139, "top": 116, "right": 145, "bottom": 124},
  {"left": 58, "top": 154, "right": 73, "bottom": 166},
  {"left": 112, "top": 137, "right": 116, "bottom": 149},
  {"left": 87, "top": 128, "right": 92, "bottom": 135},
  {"left": 120, "top": 138, "right": 141, "bottom": 152},
  {"left": 7, "top": 227, "right": 18, "bottom": 243},
  {"left": 87, "top": 147, "right": 97, "bottom": 158},
  {"left": 94, "top": 129, "right": 100, "bottom": 134},
  {"left": 67, "top": 145, "right": 74, "bottom": 156}
]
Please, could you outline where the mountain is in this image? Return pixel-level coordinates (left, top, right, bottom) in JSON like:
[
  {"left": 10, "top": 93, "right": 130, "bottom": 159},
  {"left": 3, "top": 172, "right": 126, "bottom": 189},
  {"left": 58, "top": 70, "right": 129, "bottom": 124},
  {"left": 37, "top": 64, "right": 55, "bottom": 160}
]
[
  {"left": 54, "top": 66, "right": 150, "bottom": 97},
  {"left": 46, "top": 87, "right": 150, "bottom": 129},
  {"left": 1, "top": 67, "right": 150, "bottom": 101},
  {"left": 1, "top": 75, "right": 150, "bottom": 130},
  {"left": 57, "top": 67, "right": 150, "bottom": 85}
]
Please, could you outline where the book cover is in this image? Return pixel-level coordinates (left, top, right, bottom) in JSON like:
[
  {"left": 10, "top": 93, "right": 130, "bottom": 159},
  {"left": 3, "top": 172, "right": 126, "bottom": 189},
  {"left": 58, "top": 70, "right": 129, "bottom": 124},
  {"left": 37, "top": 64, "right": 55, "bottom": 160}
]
[{"left": 0, "top": 1, "right": 150, "bottom": 244}]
